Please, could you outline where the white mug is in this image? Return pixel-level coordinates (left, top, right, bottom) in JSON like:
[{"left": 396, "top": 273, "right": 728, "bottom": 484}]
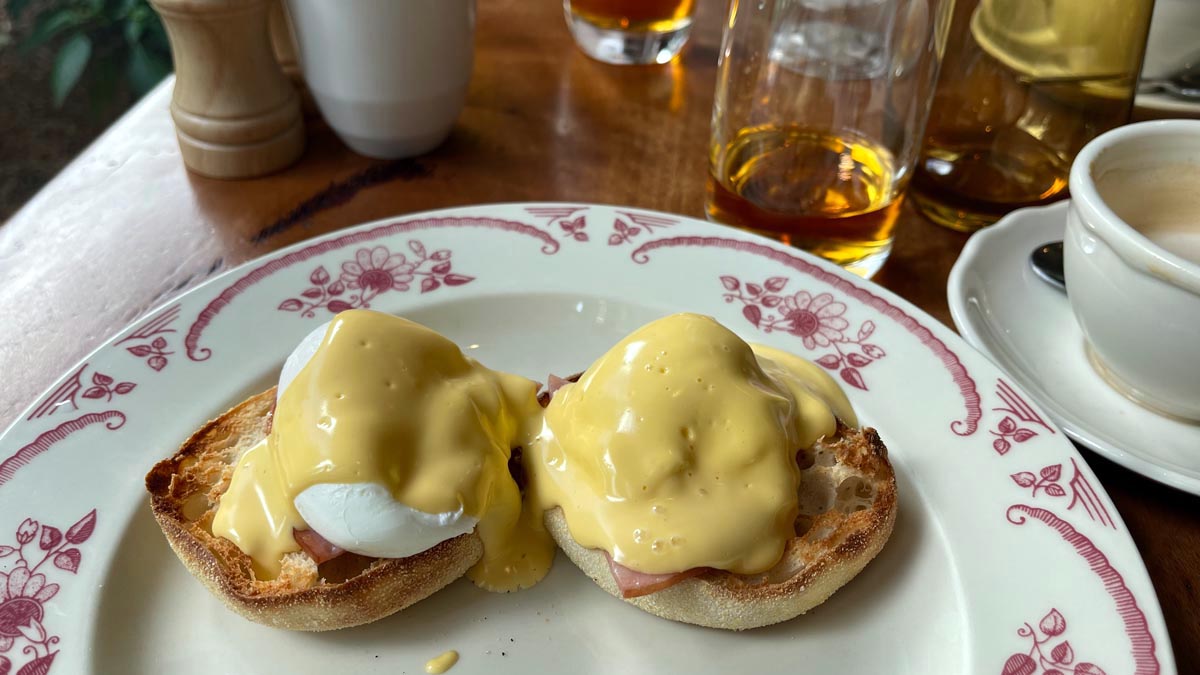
[
  {"left": 285, "top": 0, "right": 476, "bottom": 159},
  {"left": 1064, "top": 120, "right": 1200, "bottom": 421}
]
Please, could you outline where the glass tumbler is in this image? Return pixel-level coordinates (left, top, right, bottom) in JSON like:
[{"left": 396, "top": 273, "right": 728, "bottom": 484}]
[
  {"left": 564, "top": 0, "right": 695, "bottom": 65},
  {"left": 707, "top": 0, "right": 952, "bottom": 277},
  {"left": 911, "top": 0, "right": 1155, "bottom": 232}
]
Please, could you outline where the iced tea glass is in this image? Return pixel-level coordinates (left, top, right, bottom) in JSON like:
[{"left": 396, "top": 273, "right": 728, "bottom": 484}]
[
  {"left": 707, "top": 0, "right": 952, "bottom": 277},
  {"left": 910, "top": 0, "right": 1155, "bottom": 232},
  {"left": 564, "top": 0, "right": 695, "bottom": 65}
]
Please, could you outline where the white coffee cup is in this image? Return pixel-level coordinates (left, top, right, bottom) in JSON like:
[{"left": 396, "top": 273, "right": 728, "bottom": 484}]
[
  {"left": 285, "top": 0, "right": 476, "bottom": 159},
  {"left": 1064, "top": 119, "right": 1200, "bottom": 421}
]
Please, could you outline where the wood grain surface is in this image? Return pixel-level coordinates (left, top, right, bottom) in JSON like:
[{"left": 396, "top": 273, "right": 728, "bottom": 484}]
[{"left": 0, "top": 0, "right": 1194, "bottom": 668}]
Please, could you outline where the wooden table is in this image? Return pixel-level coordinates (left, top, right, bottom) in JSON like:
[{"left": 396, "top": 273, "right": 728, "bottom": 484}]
[{"left": 0, "top": 0, "right": 1195, "bottom": 669}]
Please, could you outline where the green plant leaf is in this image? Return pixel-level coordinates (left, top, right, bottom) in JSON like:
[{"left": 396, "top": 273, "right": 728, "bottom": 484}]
[
  {"left": 125, "top": 5, "right": 164, "bottom": 44},
  {"left": 22, "top": 9, "right": 81, "bottom": 53},
  {"left": 127, "top": 41, "right": 170, "bottom": 95},
  {"left": 124, "top": 14, "right": 144, "bottom": 43},
  {"left": 52, "top": 33, "right": 92, "bottom": 107}
]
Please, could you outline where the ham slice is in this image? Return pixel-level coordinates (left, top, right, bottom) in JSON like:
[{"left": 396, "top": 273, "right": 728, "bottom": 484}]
[
  {"left": 605, "top": 552, "right": 706, "bottom": 598},
  {"left": 293, "top": 528, "right": 345, "bottom": 565},
  {"left": 539, "top": 373, "right": 581, "bottom": 407},
  {"left": 546, "top": 374, "right": 572, "bottom": 395}
]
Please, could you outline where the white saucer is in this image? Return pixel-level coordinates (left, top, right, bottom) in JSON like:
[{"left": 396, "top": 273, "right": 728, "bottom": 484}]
[
  {"left": 1136, "top": 0, "right": 1200, "bottom": 119},
  {"left": 948, "top": 200, "right": 1200, "bottom": 496}
]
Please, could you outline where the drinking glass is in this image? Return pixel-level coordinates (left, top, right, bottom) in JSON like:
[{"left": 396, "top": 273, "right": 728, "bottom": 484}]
[
  {"left": 910, "top": 0, "right": 1156, "bottom": 232},
  {"left": 707, "top": 0, "right": 952, "bottom": 277},
  {"left": 564, "top": 0, "right": 695, "bottom": 65}
]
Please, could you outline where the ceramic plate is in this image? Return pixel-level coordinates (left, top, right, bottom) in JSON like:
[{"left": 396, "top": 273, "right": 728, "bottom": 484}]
[
  {"left": 948, "top": 201, "right": 1200, "bottom": 497},
  {"left": 1137, "top": 0, "right": 1200, "bottom": 118},
  {"left": 0, "top": 204, "right": 1174, "bottom": 674}
]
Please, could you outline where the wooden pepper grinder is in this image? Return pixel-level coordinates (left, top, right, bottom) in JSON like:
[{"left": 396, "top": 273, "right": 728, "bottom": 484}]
[{"left": 150, "top": 0, "right": 304, "bottom": 179}]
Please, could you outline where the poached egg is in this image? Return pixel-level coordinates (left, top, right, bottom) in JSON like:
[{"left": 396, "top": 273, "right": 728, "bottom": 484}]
[
  {"left": 277, "top": 322, "right": 478, "bottom": 560},
  {"left": 212, "top": 310, "right": 554, "bottom": 589}
]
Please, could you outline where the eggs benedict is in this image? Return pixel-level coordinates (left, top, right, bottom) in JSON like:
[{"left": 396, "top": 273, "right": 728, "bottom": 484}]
[
  {"left": 527, "top": 313, "right": 897, "bottom": 630},
  {"left": 147, "top": 309, "right": 554, "bottom": 630},
  {"left": 146, "top": 309, "right": 895, "bottom": 632}
]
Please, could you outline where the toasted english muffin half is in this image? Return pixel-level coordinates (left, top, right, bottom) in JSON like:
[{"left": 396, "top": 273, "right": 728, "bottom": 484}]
[
  {"left": 544, "top": 423, "right": 897, "bottom": 631},
  {"left": 145, "top": 388, "right": 483, "bottom": 631}
]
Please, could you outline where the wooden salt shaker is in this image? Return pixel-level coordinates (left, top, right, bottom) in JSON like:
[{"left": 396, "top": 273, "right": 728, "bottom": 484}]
[{"left": 150, "top": 0, "right": 304, "bottom": 179}]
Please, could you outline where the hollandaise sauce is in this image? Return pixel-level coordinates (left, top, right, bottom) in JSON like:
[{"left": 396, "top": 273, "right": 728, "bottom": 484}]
[
  {"left": 528, "top": 313, "right": 855, "bottom": 576},
  {"left": 425, "top": 650, "right": 459, "bottom": 674},
  {"left": 212, "top": 310, "right": 555, "bottom": 589}
]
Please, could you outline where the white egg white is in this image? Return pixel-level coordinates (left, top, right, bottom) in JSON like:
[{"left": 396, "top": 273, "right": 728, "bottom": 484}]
[
  {"left": 276, "top": 322, "right": 329, "bottom": 408},
  {"left": 294, "top": 483, "right": 478, "bottom": 558},
  {"left": 277, "top": 321, "right": 476, "bottom": 558}
]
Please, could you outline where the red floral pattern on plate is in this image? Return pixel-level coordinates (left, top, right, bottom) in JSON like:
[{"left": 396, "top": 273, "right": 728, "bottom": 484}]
[
  {"left": 524, "top": 206, "right": 677, "bottom": 246},
  {"left": 187, "top": 215, "right": 557, "bottom": 360},
  {"left": 1012, "top": 460, "right": 1117, "bottom": 530},
  {"left": 277, "top": 242, "right": 473, "bottom": 318},
  {"left": 114, "top": 304, "right": 180, "bottom": 372},
  {"left": 606, "top": 212, "right": 676, "bottom": 246},
  {"left": 990, "top": 379, "right": 1055, "bottom": 455},
  {"left": 1011, "top": 464, "right": 1069, "bottom": 499},
  {"left": 0, "top": 510, "right": 96, "bottom": 675},
  {"left": 560, "top": 216, "right": 588, "bottom": 242},
  {"left": 1007, "top": 505, "right": 1158, "bottom": 674},
  {"left": 78, "top": 373, "right": 135, "bottom": 403},
  {"left": 25, "top": 365, "right": 134, "bottom": 422},
  {"left": 526, "top": 206, "right": 590, "bottom": 243},
  {"left": 0, "top": 413, "right": 126, "bottom": 491},
  {"left": 720, "top": 275, "right": 885, "bottom": 390},
  {"left": 1002, "top": 608, "right": 1107, "bottom": 675},
  {"left": 1065, "top": 459, "right": 1118, "bottom": 530}
]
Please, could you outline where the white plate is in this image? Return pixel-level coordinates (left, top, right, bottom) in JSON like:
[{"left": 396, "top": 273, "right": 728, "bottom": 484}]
[
  {"left": 0, "top": 204, "right": 1174, "bottom": 675},
  {"left": 948, "top": 201, "right": 1200, "bottom": 498},
  {"left": 1137, "top": 0, "right": 1200, "bottom": 118}
]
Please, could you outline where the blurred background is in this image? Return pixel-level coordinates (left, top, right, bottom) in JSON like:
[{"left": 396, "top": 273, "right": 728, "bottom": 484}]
[
  {"left": 0, "top": 0, "right": 170, "bottom": 221},
  {"left": 2, "top": 0, "right": 1198, "bottom": 229}
]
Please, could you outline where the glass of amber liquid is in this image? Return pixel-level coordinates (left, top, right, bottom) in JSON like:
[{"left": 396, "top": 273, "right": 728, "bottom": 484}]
[
  {"left": 706, "top": 0, "right": 952, "bottom": 277},
  {"left": 911, "top": 0, "right": 1155, "bottom": 232},
  {"left": 564, "top": 0, "right": 695, "bottom": 65}
]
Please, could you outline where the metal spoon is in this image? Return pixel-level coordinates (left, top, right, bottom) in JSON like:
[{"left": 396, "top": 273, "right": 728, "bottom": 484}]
[
  {"left": 1030, "top": 241, "right": 1066, "bottom": 292},
  {"left": 1139, "top": 51, "right": 1200, "bottom": 101}
]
